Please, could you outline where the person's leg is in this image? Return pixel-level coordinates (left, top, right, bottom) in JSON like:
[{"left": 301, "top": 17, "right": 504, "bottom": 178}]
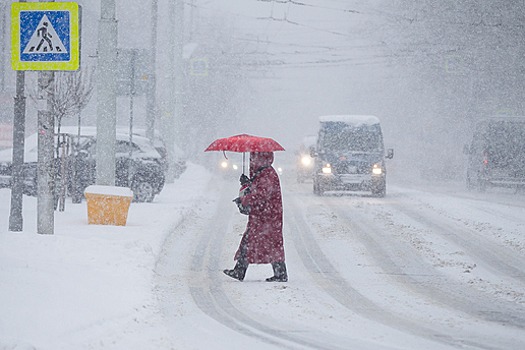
[
  {"left": 223, "top": 257, "right": 248, "bottom": 281},
  {"left": 224, "top": 231, "right": 249, "bottom": 281},
  {"left": 266, "top": 262, "right": 288, "bottom": 282}
]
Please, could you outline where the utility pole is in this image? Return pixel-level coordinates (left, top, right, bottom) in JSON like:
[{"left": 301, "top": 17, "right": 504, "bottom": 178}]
[
  {"left": 96, "top": 0, "right": 118, "bottom": 186},
  {"left": 163, "top": 0, "right": 184, "bottom": 183},
  {"left": 36, "top": 0, "right": 55, "bottom": 235},
  {"left": 146, "top": 0, "right": 158, "bottom": 141},
  {"left": 173, "top": 0, "right": 184, "bottom": 162}
]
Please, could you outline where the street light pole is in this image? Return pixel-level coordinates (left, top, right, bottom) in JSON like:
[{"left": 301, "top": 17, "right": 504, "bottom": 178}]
[
  {"left": 163, "top": 0, "right": 184, "bottom": 183},
  {"left": 96, "top": 0, "right": 118, "bottom": 186},
  {"left": 146, "top": 0, "right": 158, "bottom": 141}
]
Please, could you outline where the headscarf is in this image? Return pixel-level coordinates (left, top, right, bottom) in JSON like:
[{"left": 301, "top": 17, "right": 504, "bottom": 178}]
[{"left": 249, "top": 152, "right": 274, "bottom": 177}]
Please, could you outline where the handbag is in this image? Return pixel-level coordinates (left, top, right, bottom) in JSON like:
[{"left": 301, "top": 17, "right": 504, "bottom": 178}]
[
  {"left": 232, "top": 167, "right": 268, "bottom": 215},
  {"left": 233, "top": 182, "right": 251, "bottom": 215}
]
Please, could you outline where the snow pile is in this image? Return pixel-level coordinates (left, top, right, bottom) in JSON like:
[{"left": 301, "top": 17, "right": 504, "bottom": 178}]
[{"left": 0, "top": 163, "right": 211, "bottom": 349}]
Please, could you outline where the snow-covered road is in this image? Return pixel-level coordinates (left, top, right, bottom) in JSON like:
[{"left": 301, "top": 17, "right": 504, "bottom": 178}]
[
  {"left": 153, "top": 174, "right": 525, "bottom": 350},
  {"left": 2, "top": 165, "right": 524, "bottom": 349}
]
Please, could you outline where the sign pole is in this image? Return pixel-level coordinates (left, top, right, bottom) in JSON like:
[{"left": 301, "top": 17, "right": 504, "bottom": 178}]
[
  {"left": 8, "top": 68, "right": 26, "bottom": 232},
  {"left": 11, "top": 0, "right": 80, "bottom": 234},
  {"left": 37, "top": 71, "right": 55, "bottom": 235},
  {"left": 34, "top": 0, "right": 55, "bottom": 235}
]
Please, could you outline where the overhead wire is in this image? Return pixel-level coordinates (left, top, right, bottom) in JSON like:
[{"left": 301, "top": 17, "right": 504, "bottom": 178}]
[{"left": 191, "top": 0, "right": 403, "bottom": 69}]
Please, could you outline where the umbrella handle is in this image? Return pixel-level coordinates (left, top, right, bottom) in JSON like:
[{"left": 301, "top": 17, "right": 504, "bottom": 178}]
[{"left": 243, "top": 152, "right": 245, "bottom": 174}]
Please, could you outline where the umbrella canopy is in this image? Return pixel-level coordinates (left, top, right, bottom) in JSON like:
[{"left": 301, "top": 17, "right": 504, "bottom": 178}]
[{"left": 204, "top": 134, "right": 285, "bottom": 153}]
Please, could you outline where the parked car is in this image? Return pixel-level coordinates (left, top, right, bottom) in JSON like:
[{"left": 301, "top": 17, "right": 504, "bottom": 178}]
[
  {"left": 0, "top": 129, "right": 166, "bottom": 203},
  {"left": 464, "top": 116, "right": 525, "bottom": 191},
  {"left": 116, "top": 127, "right": 187, "bottom": 179},
  {"left": 69, "top": 131, "right": 166, "bottom": 202},
  {"left": 0, "top": 132, "right": 39, "bottom": 195},
  {"left": 311, "top": 115, "right": 393, "bottom": 197}
]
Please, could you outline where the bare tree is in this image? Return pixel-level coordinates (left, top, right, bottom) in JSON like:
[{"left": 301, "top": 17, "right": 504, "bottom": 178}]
[
  {"left": 29, "top": 67, "right": 95, "bottom": 210},
  {"left": 31, "top": 67, "right": 95, "bottom": 135},
  {"left": 50, "top": 67, "right": 95, "bottom": 135}
]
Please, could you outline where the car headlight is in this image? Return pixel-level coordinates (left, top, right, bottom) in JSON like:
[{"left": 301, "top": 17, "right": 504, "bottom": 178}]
[
  {"left": 372, "top": 163, "right": 383, "bottom": 175},
  {"left": 322, "top": 164, "right": 332, "bottom": 174},
  {"left": 301, "top": 155, "right": 312, "bottom": 167},
  {"left": 232, "top": 164, "right": 239, "bottom": 170},
  {"left": 220, "top": 161, "right": 228, "bottom": 169},
  {"left": 277, "top": 167, "right": 283, "bottom": 174}
]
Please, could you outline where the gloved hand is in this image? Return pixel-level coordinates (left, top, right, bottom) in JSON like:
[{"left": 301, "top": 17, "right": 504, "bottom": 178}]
[{"left": 239, "top": 174, "right": 250, "bottom": 185}]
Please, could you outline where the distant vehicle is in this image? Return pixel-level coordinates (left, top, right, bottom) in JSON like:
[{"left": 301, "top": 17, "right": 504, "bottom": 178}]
[
  {"left": 0, "top": 129, "right": 166, "bottom": 202},
  {"left": 216, "top": 153, "right": 283, "bottom": 180},
  {"left": 311, "top": 115, "right": 393, "bottom": 197},
  {"left": 295, "top": 135, "right": 317, "bottom": 183},
  {"left": 217, "top": 153, "right": 243, "bottom": 180},
  {"left": 464, "top": 116, "right": 525, "bottom": 191}
]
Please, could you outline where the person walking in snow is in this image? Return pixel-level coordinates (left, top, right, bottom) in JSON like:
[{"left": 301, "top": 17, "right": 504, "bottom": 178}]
[{"left": 224, "top": 151, "right": 288, "bottom": 282}]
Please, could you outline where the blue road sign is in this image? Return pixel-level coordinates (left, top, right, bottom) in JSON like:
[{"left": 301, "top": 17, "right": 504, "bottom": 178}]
[
  {"left": 12, "top": 2, "right": 80, "bottom": 71},
  {"left": 20, "top": 11, "right": 70, "bottom": 61}
]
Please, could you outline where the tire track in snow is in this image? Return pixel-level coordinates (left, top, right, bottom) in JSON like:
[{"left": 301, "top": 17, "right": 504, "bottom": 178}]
[
  {"left": 331, "top": 197, "right": 525, "bottom": 327},
  {"left": 389, "top": 186, "right": 525, "bottom": 253},
  {"left": 287, "top": 193, "right": 521, "bottom": 350},
  {"left": 185, "top": 180, "right": 354, "bottom": 350},
  {"left": 389, "top": 199, "right": 525, "bottom": 281},
  {"left": 378, "top": 197, "right": 525, "bottom": 326},
  {"left": 153, "top": 181, "right": 301, "bottom": 349}
]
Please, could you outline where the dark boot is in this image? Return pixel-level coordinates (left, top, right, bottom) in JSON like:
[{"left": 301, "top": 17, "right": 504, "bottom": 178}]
[
  {"left": 223, "top": 260, "right": 248, "bottom": 281},
  {"left": 266, "top": 262, "right": 288, "bottom": 282}
]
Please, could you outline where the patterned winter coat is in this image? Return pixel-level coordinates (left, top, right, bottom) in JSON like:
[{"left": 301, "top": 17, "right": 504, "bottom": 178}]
[{"left": 235, "top": 152, "right": 285, "bottom": 264}]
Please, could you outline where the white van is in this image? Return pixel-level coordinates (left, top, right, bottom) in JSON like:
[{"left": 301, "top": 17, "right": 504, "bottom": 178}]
[{"left": 311, "top": 115, "right": 393, "bottom": 197}]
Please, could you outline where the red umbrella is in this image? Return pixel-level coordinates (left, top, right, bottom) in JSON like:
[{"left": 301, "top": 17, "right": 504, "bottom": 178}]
[
  {"left": 204, "top": 134, "right": 285, "bottom": 153},
  {"left": 204, "top": 134, "right": 285, "bottom": 175}
]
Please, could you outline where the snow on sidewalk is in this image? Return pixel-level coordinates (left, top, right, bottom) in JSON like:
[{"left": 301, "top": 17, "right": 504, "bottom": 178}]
[{"left": 0, "top": 163, "right": 211, "bottom": 349}]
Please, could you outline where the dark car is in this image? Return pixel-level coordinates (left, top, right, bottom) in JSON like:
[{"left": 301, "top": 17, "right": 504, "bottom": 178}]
[
  {"left": 464, "top": 116, "right": 525, "bottom": 191},
  {"left": 0, "top": 130, "right": 166, "bottom": 203},
  {"left": 311, "top": 115, "right": 393, "bottom": 197},
  {"left": 117, "top": 127, "right": 187, "bottom": 179},
  {"left": 68, "top": 132, "right": 166, "bottom": 202}
]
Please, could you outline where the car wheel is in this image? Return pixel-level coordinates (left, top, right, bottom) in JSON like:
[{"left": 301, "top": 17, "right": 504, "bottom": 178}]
[
  {"left": 371, "top": 179, "right": 386, "bottom": 197},
  {"left": 132, "top": 181, "right": 155, "bottom": 202},
  {"left": 372, "top": 186, "right": 386, "bottom": 197},
  {"left": 313, "top": 178, "right": 324, "bottom": 196},
  {"left": 466, "top": 175, "right": 475, "bottom": 191},
  {"left": 466, "top": 171, "right": 481, "bottom": 192},
  {"left": 478, "top": 180, "right": 488, "bottom": 192}
]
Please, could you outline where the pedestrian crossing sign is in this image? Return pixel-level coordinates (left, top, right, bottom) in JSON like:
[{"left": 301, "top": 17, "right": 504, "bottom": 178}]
[{"left": 11, "top": 2, "right": 80, "bottom": 71}]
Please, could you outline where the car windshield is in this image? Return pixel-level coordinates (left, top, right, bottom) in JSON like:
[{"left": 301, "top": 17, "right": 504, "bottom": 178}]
[{"left": 319, "top": 122, "right": 383, "bottom": 153}]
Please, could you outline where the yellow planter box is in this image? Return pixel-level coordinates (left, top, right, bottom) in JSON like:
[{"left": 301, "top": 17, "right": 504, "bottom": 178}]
[{"left": 84, "top": 186, "right": 133, "bottom": 226}]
